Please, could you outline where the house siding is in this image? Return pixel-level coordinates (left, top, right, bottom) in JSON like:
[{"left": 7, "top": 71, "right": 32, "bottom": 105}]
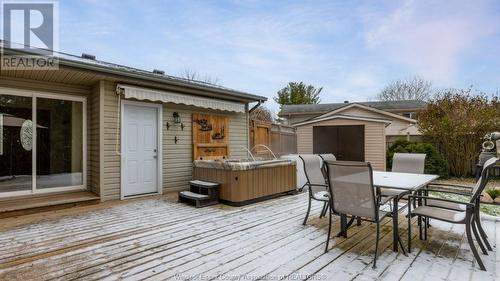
[
  {"left": 102, "top": 81, "right": 250, "bottom": 200},
  {"left": 296, "top": 118, "right": 386, "bottom": 171},
  {"left": 339, "top": 107, "right": 419, "bottom": 136},
  {"left": 88, "top": 84, "right": 101, "bottom": 196}
]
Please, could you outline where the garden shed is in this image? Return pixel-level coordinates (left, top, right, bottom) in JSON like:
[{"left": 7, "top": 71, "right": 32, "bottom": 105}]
[{"left": 293, "top": 112, "right": 390, "bottom": 171}]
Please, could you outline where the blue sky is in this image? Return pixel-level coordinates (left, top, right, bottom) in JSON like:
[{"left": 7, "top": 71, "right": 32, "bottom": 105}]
[{"left": 57, "top": 0, "right": 499, "bottom": 113}]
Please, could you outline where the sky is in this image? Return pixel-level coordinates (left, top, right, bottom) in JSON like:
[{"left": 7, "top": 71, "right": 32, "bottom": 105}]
[{"left": 54, "top": 0, "right": 500, "bottom": 114}]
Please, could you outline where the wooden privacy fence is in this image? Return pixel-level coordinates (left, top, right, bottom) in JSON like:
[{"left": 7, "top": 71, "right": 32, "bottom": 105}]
[
  {"left": 271, "top": 124, "right": 297, "bottom": 156},
  {"left": 249, "top": 120, "right": 297, "bottom": 157}
]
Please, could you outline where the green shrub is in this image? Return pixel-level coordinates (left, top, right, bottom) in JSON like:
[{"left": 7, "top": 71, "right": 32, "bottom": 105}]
[
  {"left": 486, "top": 188, "right": 500, "bottom": 199},
  {"left": 387, "top": 139, "right": 449, "bottom": 178}
]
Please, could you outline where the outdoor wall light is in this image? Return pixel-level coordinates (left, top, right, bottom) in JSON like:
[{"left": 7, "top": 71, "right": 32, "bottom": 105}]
[
  {"left": 173, "top": 112, "right": 181, "bottom": 124},
  {"left": 167, "top": 112, "right": 184, "bottom": 130}
]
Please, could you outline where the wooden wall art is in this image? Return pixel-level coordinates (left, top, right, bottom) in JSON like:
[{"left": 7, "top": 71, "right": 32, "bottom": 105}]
[{"left": 192, "top": 113, "right": 229, "bottom": 160}]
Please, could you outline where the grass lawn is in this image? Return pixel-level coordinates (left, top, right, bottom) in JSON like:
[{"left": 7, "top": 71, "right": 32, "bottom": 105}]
[{"left": 431, "top": 177, "right": 500, "bottom": 216}]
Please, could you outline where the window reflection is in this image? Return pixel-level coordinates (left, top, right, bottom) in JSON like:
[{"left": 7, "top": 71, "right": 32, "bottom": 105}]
[
  {"left": 0, "top": 95, "right": 33, "bottom": 192},
  {"left": 36, "top": 98, "right": 83, "bottom": 189}
]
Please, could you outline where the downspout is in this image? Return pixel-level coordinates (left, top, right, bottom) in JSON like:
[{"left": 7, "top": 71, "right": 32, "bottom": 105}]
[
  {"left": 248, "top": 101, "right": 262, "bottom": 114},
  {"left": 115, "top": 85, "right": 124, "bottom": 156}
]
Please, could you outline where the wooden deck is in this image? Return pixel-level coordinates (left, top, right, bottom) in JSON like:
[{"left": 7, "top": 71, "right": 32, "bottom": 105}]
[{"left": 0, "top": 192, "right": 498, "bottom": 280}]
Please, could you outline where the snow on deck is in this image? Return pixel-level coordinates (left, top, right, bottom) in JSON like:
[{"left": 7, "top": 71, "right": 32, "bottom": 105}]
[{"left": 0, "top": 193, "right": 498, "bottom": 280}]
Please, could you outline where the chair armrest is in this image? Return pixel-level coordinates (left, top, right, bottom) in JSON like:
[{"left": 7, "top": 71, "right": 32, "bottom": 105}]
[
  {"left": 407, "top": 195, "right": 474, "bottom": 208},
  {"left": 423, "top": 188, "right": 472, "bottom": 197},
  {"left": 309, "top": 183, "right": 328, "bottom": 188},
  {"left": 428, "top": 183, "right": 473, "bottom": 190}
]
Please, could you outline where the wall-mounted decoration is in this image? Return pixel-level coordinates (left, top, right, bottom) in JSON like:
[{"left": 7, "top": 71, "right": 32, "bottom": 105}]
[
  {"left": 192, "top": 113, "right": 229, "bottom": 160},
  {"left": 211, "top": 125, "right": 225, "bottom": 140},
  {"left": 194, "top": 118, "right": 213, "bottom": 131},
  {"left": 20, "top": 119, "right": 33, "bottom": 151}
]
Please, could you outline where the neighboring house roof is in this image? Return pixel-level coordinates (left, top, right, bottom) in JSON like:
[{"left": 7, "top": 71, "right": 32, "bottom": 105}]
[
  {"left": 311, "top": 103, "right": 418, "bottom": 124},
  {"left": 293, "top": 114, "right": 392, "bottom": 127},
  {"left": 279, "top": 100, "right": 427, "bottom": 116},
  {"left": 0, "top": 40, "right": 267, "bottom": 103}
]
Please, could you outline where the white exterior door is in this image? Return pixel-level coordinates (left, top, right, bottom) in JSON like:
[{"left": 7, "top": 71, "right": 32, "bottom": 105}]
[{"left": 122, "top": 103, "right": 160, "bottom": 197}]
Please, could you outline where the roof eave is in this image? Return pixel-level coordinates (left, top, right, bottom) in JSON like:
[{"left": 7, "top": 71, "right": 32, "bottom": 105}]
[
  {"left": 59, "top": 58, "right": 267, "bottom": 103},
  {"left": 1, "top": 46, "right": 267, "bottom": 103}
]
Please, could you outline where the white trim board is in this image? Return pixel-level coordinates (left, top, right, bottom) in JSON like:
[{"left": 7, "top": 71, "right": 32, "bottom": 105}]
[
  {"left": 293, "top": 114, "right": 392, "bottom": 127},
  {"left": 120, "top": 99, "right": 163, "bottom": 200},
  {"left": 311, "top": 103, "right": 418, "bottom": 123}
]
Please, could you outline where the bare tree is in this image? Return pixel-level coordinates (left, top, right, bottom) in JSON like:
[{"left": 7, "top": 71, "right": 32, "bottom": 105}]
[
  {"left": 180, "top": 68, "right": 221, "bottom": 86},
  {"left": 250, "top": 105, "right": 273, "bottom": 123},
  {"left": 377, "top": 76, "right": 433, "bottom": 101}
]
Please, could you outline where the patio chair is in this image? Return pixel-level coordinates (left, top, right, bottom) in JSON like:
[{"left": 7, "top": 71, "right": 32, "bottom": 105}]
[
  {"left": 325, "top": 161, "right": 405, "bottom": 268},
  {"left": 381, "top": 153, "right": 427, "bottom": 229},
  {"left": 381, "top": 153, "right": 427, "bottom": 197},
  {"left": 299, "top": 155, "right": 330, "bottom": 225},
  {"left": 407, "top": 157, "right": 498, "bottom": 271},
  {"left": 392, "top": 153, "right": 426, "bottom": 173},
  {"left": 318, "top": 154, "right": 336, "bottom": 217}
]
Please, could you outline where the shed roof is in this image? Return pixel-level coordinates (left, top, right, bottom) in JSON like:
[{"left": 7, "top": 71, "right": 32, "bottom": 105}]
[
  {"left": 292, "top": 114, "right": 392, "bottom": 127},
  {"left": 279, "top": 100, "right": 427, "bottom": 115}
]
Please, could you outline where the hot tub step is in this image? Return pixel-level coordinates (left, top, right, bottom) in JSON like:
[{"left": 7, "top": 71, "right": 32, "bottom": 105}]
[
  {"left": 179, "top": 191, "right": 209, "bottom": 200},
  {"left": 178, "top": 181, "right": 220, "bottom": 208},
  {"left": 189, "top": 180, "right": 220, "bottom": 189}
]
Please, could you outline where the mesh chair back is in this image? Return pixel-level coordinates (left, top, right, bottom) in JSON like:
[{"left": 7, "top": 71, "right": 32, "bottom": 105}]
[
  {"left": 299, "top": 155, "right": 327, "bottom": 194},
  {"left": 327, "top": 161, "right": 377, "bottom": 220},
  {"left": 471, "top": 157, "right": 498, "bottom": 202},
  {"left": 392, "top": 153, "right": 426, "bottom": 174}
]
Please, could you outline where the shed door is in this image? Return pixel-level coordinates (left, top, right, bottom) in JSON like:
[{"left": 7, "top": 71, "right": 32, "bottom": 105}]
[{"left": 313, "top": 125, "right": 364, "bottom": 161}]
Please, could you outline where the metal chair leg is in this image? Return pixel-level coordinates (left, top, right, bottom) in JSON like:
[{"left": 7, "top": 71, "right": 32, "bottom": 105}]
[
  {"left": 418, "top": 216, "right": 423, "bottom": 240},
  {"left": 320, "top": 202, "right": 328, "bottom": 218},
  {"left": 408, "top": 205, "right": 412, "bottom": 253},
  {"left": 471, "top": 216, "right": 488, "bottom": 255},
  {"left": 303, "top": 197, "right": 312, "bottom": 225},
  {"left": 373, "top": 223, "right": 380, "bottom": 269},
  {"left": 325, "top": 207, "right": 332, "bottom": 253},
  {"left": 466, "top": 218, "right": 486, "bottom": 271},
  {"left": 424, "top": 217, "right": 428, "bottom": 240},
  {"left": 475, "top": 210, "right": 492, "bottom": 251},
  {"left": 398, "top": 235, "right": 407, "bottom": 256}
]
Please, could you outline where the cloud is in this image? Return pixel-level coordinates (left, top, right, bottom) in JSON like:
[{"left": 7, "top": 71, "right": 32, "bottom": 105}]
[{"left": 363, "top": 0, "right": 499, "bottom": 83}]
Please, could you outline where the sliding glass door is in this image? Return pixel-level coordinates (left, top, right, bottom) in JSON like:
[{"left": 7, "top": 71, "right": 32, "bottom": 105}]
[
  {"left": 0, "top": 89, "right": 86, "bottom": 196},
  {"left": 0, "top": 95, "right": 33, "bottom": 193}
]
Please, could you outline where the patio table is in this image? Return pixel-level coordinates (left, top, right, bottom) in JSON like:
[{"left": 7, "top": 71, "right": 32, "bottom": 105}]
[
  {"left": 338, "top": 171, "right": 439, "bottom": 252},
  {"left": 374, "top": 171, "right": 439, "bottom": 252}
]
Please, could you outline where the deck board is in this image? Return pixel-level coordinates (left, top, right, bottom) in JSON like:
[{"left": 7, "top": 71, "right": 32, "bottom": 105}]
[{"left": 0, "top": 193, "right": 498, "bottom": 280}]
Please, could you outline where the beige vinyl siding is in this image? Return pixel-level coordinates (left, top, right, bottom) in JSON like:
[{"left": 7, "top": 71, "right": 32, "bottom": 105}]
[
  {"left": 384, "top": 118, "right": 419, "bottom": 136},
  {"left": 101, "top": 81, "right": 250, "bottom": 199},
  {"left": 296, "top": 118, "right": 386, "bottom": 171},
  {"left": 88, "top": 84, "right": 101, "bottom": 196},
  {"left": 102, "top": 81, "right": 121, "bottom": 200},
  {"left": 0, "top": 76, "right": 90, "bottom": 96}
]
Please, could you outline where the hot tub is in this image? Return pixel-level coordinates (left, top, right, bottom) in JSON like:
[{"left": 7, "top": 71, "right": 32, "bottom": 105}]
[{"left": 193, "top": 159, "right": 297, "bottom": 206}]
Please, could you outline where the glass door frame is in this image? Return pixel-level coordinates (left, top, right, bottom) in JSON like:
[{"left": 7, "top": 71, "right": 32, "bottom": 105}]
[{"left": 0, "top": 86, "right": 87, "bottom": 198}]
